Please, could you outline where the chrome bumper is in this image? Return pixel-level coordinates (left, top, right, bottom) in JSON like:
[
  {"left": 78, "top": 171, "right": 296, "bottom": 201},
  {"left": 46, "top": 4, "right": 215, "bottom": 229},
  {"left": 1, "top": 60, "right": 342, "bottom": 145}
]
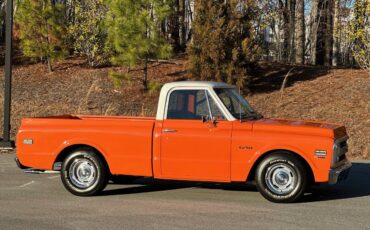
[{"left": 328, "top": 160, "right": 352, "bottom": 184}]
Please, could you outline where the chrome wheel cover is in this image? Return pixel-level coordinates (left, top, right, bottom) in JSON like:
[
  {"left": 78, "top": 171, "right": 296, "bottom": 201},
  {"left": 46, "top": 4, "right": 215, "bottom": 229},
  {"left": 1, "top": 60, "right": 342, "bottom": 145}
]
[
  {"left": 69, "top": 158, "right": 97, "bottom": 189},
  {"left": 265, "top": 163, "right": 297, "bottom": 195}
]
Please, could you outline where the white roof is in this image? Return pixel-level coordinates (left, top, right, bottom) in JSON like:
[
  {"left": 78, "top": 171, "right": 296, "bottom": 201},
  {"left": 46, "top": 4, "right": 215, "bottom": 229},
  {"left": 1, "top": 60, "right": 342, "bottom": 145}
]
[
  {"left": 162, "top": 81, "right": 234, "bottom": 90},
  {"left": 156, "top": 81, "right": 237, "bottom": 121}
]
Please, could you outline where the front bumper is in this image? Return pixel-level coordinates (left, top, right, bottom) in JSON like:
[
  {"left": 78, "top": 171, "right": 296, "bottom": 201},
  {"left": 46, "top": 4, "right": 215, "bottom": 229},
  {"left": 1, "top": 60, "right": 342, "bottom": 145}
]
[{"left": 328, "top": 160, "right": 352, "bottom": 184}]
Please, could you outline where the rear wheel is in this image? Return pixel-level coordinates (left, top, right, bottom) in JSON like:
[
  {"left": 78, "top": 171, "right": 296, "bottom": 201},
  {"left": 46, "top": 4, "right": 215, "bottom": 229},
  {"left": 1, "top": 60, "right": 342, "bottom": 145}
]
[
  {"left": 61, "top": 148, "right": 108, "bottom": 196},
  {"left": 255, "top": 152, "right": 307, "bottom": 203}
]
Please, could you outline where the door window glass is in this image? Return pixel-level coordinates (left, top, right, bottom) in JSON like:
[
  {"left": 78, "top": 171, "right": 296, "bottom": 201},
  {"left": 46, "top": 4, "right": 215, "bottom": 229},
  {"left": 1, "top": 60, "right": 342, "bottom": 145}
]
[{"left": 167, "top": 90, "right": 214, "bottom": 120}]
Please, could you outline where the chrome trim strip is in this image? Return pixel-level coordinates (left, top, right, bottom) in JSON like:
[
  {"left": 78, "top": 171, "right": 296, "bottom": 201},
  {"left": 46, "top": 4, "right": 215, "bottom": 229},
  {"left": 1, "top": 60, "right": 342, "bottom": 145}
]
[{"left": 162, "top": 129, "right": 178, "bottom": 133}]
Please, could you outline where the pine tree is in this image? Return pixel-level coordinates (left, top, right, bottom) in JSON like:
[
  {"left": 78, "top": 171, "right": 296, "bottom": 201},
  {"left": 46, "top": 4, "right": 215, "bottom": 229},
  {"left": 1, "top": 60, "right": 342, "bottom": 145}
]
[
  {"left": 16, "top": 0, "right": 67, "bottom": 72},
  {"left": 105, "top": 0, "right": 172, "bottom": 90},
  {"left": 188, "top": 0, "right": 260, "bottom": 88},
  {"left": 68, "top": 0, "right": 107, "bottom": 67}
]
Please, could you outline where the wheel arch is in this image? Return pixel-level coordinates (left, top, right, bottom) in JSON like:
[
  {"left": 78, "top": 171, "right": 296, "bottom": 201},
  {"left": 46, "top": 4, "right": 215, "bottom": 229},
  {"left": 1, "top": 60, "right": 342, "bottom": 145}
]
[
  {"left": 246, "top": 149, "right": 315, "bottom": 185},
  {"left": 53, "top": 144, "right": 111, "bottom": 174}
]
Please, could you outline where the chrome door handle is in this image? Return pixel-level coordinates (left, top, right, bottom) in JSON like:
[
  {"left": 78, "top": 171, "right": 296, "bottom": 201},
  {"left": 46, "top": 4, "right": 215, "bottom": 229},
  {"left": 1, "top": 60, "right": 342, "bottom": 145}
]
[{"left": 163, "top": 129, "right": 178, "bottom": 133}]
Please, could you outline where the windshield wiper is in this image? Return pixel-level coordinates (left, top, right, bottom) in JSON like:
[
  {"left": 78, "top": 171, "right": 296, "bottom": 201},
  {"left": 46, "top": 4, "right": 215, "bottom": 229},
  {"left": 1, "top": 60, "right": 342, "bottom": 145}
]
[
  {"left": 238, "top": 113, "right": 261, "bottom": 121},
  {"left": 251, "top": 111, "right": 264, "bottom": 119}
]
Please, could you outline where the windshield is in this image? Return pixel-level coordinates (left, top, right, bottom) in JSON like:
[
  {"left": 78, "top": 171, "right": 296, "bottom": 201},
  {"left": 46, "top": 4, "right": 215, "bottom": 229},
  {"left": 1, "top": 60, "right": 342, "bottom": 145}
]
[{"left": 214, "top": 88, "right": 262, "bottom": 120}]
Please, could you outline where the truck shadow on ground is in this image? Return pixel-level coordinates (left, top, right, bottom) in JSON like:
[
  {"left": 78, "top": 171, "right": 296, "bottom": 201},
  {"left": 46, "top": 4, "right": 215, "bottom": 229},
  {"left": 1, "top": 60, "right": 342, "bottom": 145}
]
[
  {"left": 302, "top": 163, "right": 370, "bottom": 202},
  {"left": 101, "top": 163, "right": 370, "bottom": 202}
]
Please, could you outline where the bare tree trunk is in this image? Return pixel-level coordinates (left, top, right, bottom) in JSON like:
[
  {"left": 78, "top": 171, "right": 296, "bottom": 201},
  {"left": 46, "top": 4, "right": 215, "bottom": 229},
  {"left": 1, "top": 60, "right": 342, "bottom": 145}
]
[
  {"left": 0, "top": 1, "right": 5, "bottom": 42},
  {"left": 295, "top": 0, "right": 305, "bottom": 64},
  {"left": 47, "top": 57, "right": 53, "bottom": 72},
  {"left": 282, "top": 0, "right": 295, "bottom": 63},
  {"left": 186, "top": 0, "right": 194, "bottom": 42},
  {"left": 143, "top": 58, "right": 148, "bottom": 91},
  {"left": 179, "top": 0, "right": 186, "bottom": 51},
  {"left": 332, "top": 0, "right": 340, "bottom": 66},
  {"left": 316, "top": 0, "right": 330, "bottom": 65},
  {"left": 324, "top": 0, "right": 333, "bottom": 66},
  {"left": 283, "top": 0, "right": 290, "bottom": 63},
  {"left": 289, "top": 0, "right": 296, "bottom": 63},
  {"left": 170, "top": 0, "right": 181, "bottom": 52},
  {"left": 310, "top": 0, "right": 319, "bottom": 65}
]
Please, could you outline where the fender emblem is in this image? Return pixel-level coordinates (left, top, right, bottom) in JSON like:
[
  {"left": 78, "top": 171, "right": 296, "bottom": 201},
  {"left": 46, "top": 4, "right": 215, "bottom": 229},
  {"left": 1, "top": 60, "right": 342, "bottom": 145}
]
[
  {"left": 315, "top": 150, "right": 327, "bottom": 159},
  {"left": 239, "top": 146, "right": 253, "bottom": 150},
  {"left": 23, "top": 139, "right": 33, "bottom": 145}
]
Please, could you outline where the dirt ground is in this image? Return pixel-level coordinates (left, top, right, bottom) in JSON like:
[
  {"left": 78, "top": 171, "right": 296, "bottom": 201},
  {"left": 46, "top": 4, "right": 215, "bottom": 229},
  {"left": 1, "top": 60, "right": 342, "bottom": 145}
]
[{"left": 0, "top": 57, "right": 368, "bottom": 159}]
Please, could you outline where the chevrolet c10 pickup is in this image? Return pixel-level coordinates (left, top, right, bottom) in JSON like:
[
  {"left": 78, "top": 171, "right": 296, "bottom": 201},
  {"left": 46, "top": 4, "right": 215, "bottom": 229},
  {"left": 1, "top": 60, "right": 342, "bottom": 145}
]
[{"left": 15, "top": 81, "right": 352, "bottom": 203}]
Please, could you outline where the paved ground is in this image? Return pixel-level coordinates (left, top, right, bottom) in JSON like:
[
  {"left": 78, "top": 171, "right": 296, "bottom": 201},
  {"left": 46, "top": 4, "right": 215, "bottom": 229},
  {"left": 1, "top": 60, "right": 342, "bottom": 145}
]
[{"left": 1, "top": 153, "right": 370, "bottom": 230}]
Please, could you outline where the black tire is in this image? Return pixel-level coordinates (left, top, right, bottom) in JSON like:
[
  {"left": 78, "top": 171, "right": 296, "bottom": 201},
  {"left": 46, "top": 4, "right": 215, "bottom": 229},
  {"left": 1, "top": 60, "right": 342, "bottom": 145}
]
[
  {"left": 255, "top": 152, "right": 307, "bottom": 203},
  {"left": 110, "top": 175, "right": 140, "bottom": 184},
  {"left": 61, "top": 148, "right": 109, "bottom": 196}
]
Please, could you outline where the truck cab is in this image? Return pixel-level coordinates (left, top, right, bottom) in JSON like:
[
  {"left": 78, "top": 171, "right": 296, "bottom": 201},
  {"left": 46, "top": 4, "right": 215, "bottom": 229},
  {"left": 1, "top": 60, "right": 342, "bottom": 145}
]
[{"left": 16, "top": 81, "right": 352, "bottom": 203}]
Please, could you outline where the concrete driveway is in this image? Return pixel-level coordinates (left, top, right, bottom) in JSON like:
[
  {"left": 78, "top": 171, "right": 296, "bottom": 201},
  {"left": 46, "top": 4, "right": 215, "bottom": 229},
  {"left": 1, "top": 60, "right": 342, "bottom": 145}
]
[{"left": 1, "top": 153, "right": 370, "bottom": 230}]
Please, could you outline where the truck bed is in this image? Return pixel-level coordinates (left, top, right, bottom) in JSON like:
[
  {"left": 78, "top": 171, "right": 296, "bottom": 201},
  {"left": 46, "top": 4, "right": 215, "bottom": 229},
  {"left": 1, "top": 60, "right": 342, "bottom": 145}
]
[{"left": 17, "top": 115, "right": 156, "bottom": 176}]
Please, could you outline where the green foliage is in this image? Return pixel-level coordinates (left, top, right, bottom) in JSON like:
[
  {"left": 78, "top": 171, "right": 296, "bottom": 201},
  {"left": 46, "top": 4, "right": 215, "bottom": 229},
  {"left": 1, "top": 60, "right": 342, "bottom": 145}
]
[
  {"left": 68, "top": 0, "right": 108, "bottom": 67},
  {"left": 350, "top": 0, "right": 370, "bottom": 71},
  {"left": 108, "top": 71, "right": 132, "bottom": 89},
  {"left": 188, "top": 0, "right": 260, "bottom": 88},
  {"left": 16, "top": 0, "right": 67, "bottom": 72},
  {"left": 147, "top": 81, "right": 163, "bottom": 95},
  {"left": 105, "top": 0, "right": 172, "bottom": 90}
]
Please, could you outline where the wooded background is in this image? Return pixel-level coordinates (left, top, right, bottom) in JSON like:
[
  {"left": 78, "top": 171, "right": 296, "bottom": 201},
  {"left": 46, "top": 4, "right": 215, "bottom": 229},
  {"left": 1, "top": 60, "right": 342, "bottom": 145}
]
[
  {"left": 0, "top": 0, "right": 368, "bottom": 158},
  {"left": 0, "top": 0, "right": 369, "bottom": 90}
]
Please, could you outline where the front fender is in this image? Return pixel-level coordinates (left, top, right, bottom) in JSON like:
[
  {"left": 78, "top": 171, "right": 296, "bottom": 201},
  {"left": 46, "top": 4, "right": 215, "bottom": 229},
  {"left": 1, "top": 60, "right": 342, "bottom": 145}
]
[{"left": 244, "top": 144, "right": 322, "bottom": 182}]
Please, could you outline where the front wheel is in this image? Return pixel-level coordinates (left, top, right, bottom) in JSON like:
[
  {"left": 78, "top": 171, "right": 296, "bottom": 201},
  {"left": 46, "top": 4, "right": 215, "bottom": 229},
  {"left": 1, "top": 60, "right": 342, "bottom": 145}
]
[
  {"left": 255, "top": 152, "right": 307, "bottom": 203},
  {"left": 61, "top": 148, "right": 109, "bottom": 196}
]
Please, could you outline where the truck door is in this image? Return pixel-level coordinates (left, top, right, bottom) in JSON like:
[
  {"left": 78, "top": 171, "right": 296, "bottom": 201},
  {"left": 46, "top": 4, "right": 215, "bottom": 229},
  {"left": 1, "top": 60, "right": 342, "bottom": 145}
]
[{"left": 160, "top": 89, "right": 232, "bottom": 182}]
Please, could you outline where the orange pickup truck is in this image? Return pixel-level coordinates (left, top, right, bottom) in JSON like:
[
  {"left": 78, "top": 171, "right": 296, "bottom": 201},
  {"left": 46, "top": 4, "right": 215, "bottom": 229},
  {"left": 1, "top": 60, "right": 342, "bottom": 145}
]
[{"left": 15, "top": 81, "right": 351, "bottom": 203}]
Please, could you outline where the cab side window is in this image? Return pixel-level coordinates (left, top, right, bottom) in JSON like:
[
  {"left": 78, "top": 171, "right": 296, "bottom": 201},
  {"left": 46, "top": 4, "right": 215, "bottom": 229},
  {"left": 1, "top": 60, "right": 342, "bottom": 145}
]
[
  {"left": 167, "top": 90, "right": 225, "bottom": 120},
  {"left": 167, "top": 90, "right": 207, "bottom": 120}
]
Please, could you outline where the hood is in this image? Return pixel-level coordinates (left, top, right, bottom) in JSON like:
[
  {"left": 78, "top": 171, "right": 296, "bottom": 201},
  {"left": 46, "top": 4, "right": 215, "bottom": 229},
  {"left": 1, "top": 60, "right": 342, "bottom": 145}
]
[{"left": 252, "top": 118, "right": 347, "bottom": 139}]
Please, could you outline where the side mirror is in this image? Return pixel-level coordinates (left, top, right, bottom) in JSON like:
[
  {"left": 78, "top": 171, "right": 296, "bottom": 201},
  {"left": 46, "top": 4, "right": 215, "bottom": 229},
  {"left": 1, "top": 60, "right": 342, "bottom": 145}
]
[
  {"left": 202, "top": 115, "right": 218, "bottom": 127},
  {"left": 202, "top": 115, "right": 210, "bottom": 123},
  {"left": 211, "top": 116, "right": 218, "bottom": 126}
]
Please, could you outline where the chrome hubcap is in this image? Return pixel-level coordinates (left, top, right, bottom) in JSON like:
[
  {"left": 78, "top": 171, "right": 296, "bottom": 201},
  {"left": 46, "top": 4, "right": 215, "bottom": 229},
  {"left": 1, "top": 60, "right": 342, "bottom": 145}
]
[
  {"left": 69, "top": 158, "right": 97, "bottom": 189},
  {"left": 265, "top": 163, "right": 296, "bottom": 195}
]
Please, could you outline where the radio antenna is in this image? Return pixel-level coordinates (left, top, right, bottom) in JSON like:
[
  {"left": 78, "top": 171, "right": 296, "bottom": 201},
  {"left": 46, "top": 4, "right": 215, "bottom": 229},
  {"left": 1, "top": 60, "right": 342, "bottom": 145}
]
[{"left": 239, "top": 87, "right": 242, "bottom": 123}]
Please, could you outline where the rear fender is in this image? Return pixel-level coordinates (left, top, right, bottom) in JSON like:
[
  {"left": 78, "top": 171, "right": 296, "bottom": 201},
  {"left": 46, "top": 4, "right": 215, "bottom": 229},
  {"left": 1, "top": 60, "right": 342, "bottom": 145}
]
[{"left": 53, "top": 139, "right": 109, "bottom": 167}]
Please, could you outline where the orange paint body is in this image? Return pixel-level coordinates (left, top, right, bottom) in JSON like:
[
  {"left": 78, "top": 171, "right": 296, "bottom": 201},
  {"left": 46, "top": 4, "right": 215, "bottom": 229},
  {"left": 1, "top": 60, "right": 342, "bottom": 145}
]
[{"left": 16, "top": 115, "right": 345, "bottom": 183}]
